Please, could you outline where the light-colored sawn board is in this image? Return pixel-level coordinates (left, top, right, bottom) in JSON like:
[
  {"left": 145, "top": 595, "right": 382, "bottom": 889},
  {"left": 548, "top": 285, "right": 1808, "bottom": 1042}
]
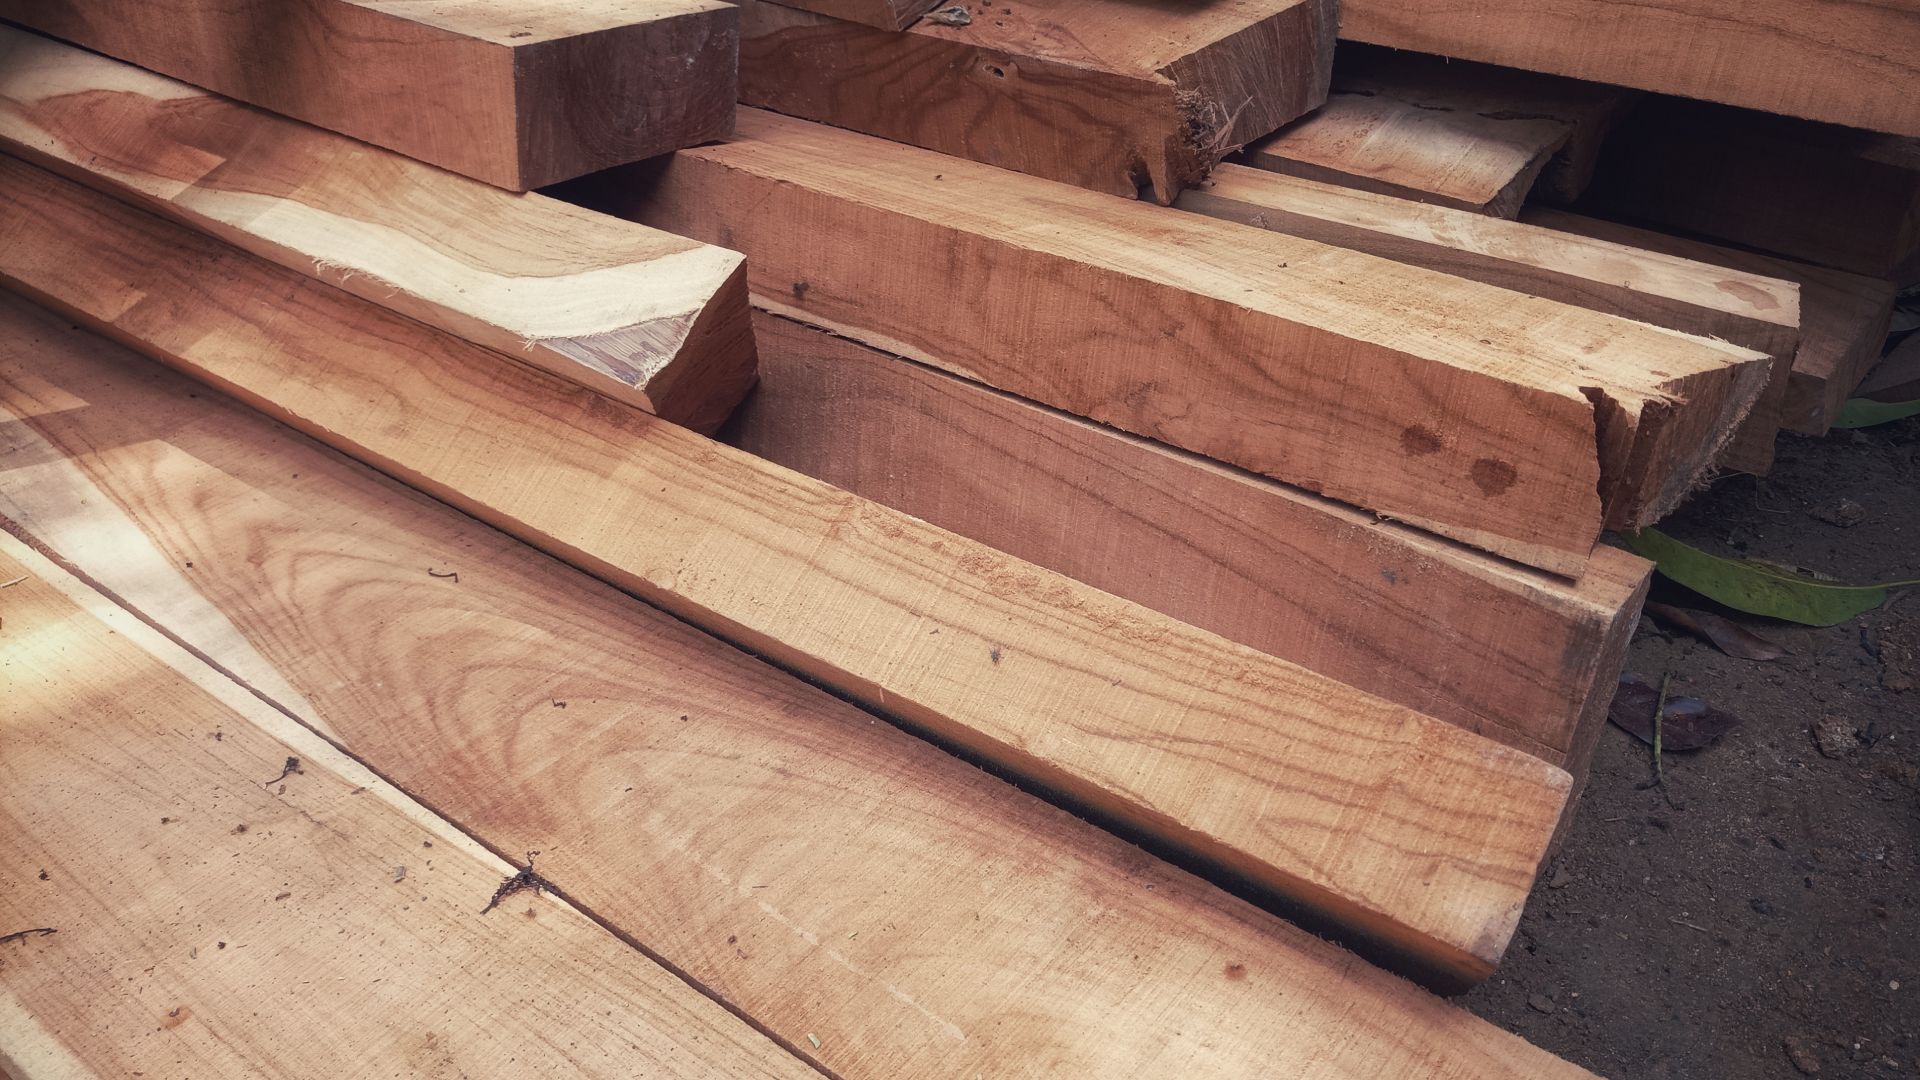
[
  {"left": 736, "top": 0, "right": 1333, "bottom": 200},
  {"left": 0, "top": 27, "right": 755, "bottom": 434},
  {"left": 1176, "top": 163, "right": 1800, "bottom": 473},
  {"left": 731, "top": 310, "right": 1650, "bottom": 767},
  {"left": 581, "top": 107, "right": 1771, "bottom": 575},
  {"left": 0, "top": 156, "right": 1569, "bottom": 982},
  {"left": 0, "top": 290, "right": 1596, "bottom": 1076},
  {"left": 1524, "top": 208, "right": 1899, "bottom": 437},
  {"left": 1337, "top": 0, "right": 1920, "bottom": 138},
  {"left": 0, "top": 0, "right": 737, "bottom": 189},
  {"left": 0, "top": 535, "right": 810, "bottom": 1080}
]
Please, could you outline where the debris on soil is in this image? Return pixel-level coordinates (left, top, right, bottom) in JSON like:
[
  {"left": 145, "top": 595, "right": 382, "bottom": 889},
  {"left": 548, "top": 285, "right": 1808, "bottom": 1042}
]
[
  {"left": 1784, "top": 1036, "right": 1821, "bottom": 1075},
  {"left": 1643, "top": 601, "right": 1787, "bottom": 660},
  {"left": 1546, "top": 864, "right": 1574, "bottom": 889},
  {"left": 1608, "top": 673, "right": 1742, "bottom": 750},
  {"left": 1811, "top": 717, "right": 1859, "bottom": 759},
  {"left": 1526, "top": 993, "right": 1556, "bottom": 1015},
  {"left": 1809, "top": 498, "right": 1866, "bottom": 528},
  {"left": 1879, "top": 616, "right": 1918, "bottom": 691}
]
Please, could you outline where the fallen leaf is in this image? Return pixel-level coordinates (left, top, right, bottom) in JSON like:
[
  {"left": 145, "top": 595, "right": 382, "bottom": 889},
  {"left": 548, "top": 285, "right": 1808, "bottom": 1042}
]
[
  {"left": 1619, "top": 529, "right": 1919, "bottom": 627},
  {"left": 1608, "top": 673, "right": 1741, "bottom": 750},
  {"left": 1831, "top": 396, "right": 1920, "bottom": 429},
  {"left": 1643, "top": 601, "right": 1787, "bottom": 661}
]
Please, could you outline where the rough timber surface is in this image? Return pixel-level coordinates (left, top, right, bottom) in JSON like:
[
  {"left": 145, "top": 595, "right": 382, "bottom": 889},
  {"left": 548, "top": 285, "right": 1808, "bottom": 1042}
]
[
  {"left": 0, "top": 27, "right": 755, "bottom": 434},
  {"left": 1336, "top": 0, "right": 1920, "bottom": 138},
  {"left": 0, "top": 293, "right": 1601, "bottom": 1079},
  {"left": 583, "top": 107, "right": 1773, "bottom": 574},
  {"left": 0, "top": 0, "right": 738, "bottom": 189},
  {"left": 0, "top": 159, "right": 1573, "bottom": 982},
  {"left": 731, "top": 310, "right": 1651, "bottom": 767},
  {"left": 0, "top": 535, "right": 812, "bottom": 1080},
  {"left": 737, "top": 0, "right": 1335, "bottom": 199}
]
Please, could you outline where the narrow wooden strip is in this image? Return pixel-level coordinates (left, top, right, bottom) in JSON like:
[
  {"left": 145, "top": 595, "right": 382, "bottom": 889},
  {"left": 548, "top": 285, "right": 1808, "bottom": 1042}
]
[
  {"left": 0, "top": 155, "right": 1568, "bottom": 980},
  {"left": 1524, "top": 208, "right": 1899, "bottom": 436},
  {"left": 0, "top": 290, "right": 1596, "bottom": 1075},
  {"left": 0, "top": 27, "right": 755, "bottom": 434},
  {"left": 730, "top": 309, "right": 1650, "bottom": 765},
  {"left": 0, "top": 535, "right": 810, "bottom": 1079},
  {"left": 736, "top": 0, "right": 1334, "bottom": 199},
  {"left": 1337, "top": 0, "right": 1920, "bottom": 138},
  {"left": 0, "top": 0, "right": 737, "bottom": 189},
  {"left": 574, "top": 107, "right": 1771, "bottom": 573},
  {"left": 763, "top": 0, "right": 943, "bottom": 32},
  {"left": 1176, "top": 163, "right": 1801, "bottom": 473}
]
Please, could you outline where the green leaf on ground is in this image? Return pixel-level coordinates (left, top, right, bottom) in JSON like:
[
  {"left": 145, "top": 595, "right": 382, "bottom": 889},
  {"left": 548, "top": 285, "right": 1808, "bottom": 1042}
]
[
  {"left": 1831, "top": 397, "right": 1920, "bottom": 429},
  {"left": 1619, "top": 528, "right": 1920, "bottom": 627}
]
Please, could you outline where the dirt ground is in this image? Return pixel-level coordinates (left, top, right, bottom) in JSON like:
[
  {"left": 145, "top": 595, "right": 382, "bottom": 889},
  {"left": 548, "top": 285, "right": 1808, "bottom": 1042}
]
[{"left": 1463, "top": 409, "right": 1920, "bottom": 1078}]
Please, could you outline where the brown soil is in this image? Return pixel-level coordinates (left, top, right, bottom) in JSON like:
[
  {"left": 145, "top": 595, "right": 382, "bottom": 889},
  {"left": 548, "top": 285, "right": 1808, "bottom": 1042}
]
[{"left": 1465, "top": 415, "right": 1920, "bottom": 1078}]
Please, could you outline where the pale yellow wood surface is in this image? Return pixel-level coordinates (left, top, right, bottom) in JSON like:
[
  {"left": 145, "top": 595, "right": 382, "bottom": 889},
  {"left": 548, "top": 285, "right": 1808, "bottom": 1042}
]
[
  {"left": 586, "top": 107, "right": 1772, "bottom": 573},
  {"left": 737, "top": 0, "right": 1333, "bottom": 199},
  {"left": 0, "top": 0, "right": 737, "bottom": 188},
  {"left": 1339, "top": 0, "right": 1920, "bottom": 137},
  {"left": 0, "top": 290, "right": 1597, "bottom": 1077},
  {"left": 0, "top": 157, "right": 1572, "bottom": 980},
  {"left": 0, "top": 534, "right": 811, "bottom": 1080},
  {"left": 0, "top": 28, "right": 755, "bottom": 433}
]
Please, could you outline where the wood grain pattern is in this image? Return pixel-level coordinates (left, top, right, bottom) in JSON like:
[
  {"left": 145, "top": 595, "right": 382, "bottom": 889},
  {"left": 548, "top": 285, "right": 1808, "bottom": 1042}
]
[
  {"left": 0, "top": 292, "right": 1596, "bottom": 1076},
  {"left": 0, "top": 0, "right": 737, "bottom": 188},
  {"left": 1525, "top": 208, "right": 1899, "bottom": 437},
  {"left": 0, "top": 28, "right": 755, "bottom": 434},
  {"left": 763, "top": 0, "right": 943, "bottom": 31},
  {"left": 729, "top": 309, "right": 1650, "bottom": 768},
  {"left": 1583, "top": 98, "right": 1920, "bottom": 281},
  {"left": 579, "top": 107, "right": 1772, "bottom": 574},
  {"left": 0, "top": 535, "right": 811, "bottom": 1080},
  {"left": 1338, "top": 0, "right": 1920, "bottom": 138},
  {"left": 1177, "top": 163, "right": 1800, "bottom": 474},
  {"left": 1239, "top": 42, "right": 1634, "bottom": 214},
  {"left": 737, "top": 0, "right": 1333, "bottom": 199},
  {"left": 0, "top": 157, "right": 1571, "bottom": 981}
]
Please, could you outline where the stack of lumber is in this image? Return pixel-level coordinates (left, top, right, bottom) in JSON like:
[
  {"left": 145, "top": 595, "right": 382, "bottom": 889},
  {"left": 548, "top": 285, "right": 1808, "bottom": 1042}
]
[{"left": 4, "top": 0, "right": 1896, "bottom": 1074}]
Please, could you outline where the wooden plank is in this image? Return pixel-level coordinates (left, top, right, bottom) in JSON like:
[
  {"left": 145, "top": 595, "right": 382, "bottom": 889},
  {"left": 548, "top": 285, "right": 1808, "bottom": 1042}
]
[
  {"left": 728, "top": 309, "right": 1651, "bottom": 768},
  {"left": 575, "top": 107, "right": 1772, "bottom": 574},
  {"left": 1524, "top": 208, "right": 1899, "bottom": 436},
  {"left": 0, "top": 27, "right": 755, "bottom": 435},
  {"left": 0, "top": 536, "right": 811, "bottom": 1079},
  {"left": 735, "top": 0, "right": 1334, "bottom": 199},
  {"left": 1175, "top": 163, "right": 1800, "bottom": 473},
  {"left": 1237, "top": 44, "right": 1634, "bottom": 216},
  {"left": 1860, "top": 334, "right": 1920, "bottom": 404},
  {"left": 0, "top": 294, "right": 1597, "bottom": 1078},
  {"left": 0, "top": 157, "right": 1571, "bottom": 983},
  {"left": 1337, "top": 0, "right": 1920, "bottom": 138},
  {"left": 1583, "top": 98, "right": 1920, "bottom": 281},
  {"left": 766, "top": 0, "right": 943, "bottom": 32},
  {"left": 0, "top": 0, "right": 736, "bottom": 189}
]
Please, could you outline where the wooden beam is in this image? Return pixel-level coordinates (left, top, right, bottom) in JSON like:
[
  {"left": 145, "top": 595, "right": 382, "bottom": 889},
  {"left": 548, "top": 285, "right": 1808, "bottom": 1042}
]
[
  {"left": 736, "top": 0, "right": 1333, "bottom": 199},
  {"left": 0, "top": 292, "right": 1596, "bottom": 1077},
  {"left": 0, "top": 0, "right": 736, "bottom": 189},
  {"left": 574, "top": 107, "right": 1772, "bottom": 574},
  {"left": 1237, "top": 44, "right": 1634, "bottom": 216},
  {"left": 1337, "top": 0, "right": 1920, "bottom": 139},
  {"left": 0, "top": 536, "right": 811, "bottom": 1079},
  {"left": 1524, "top": 208, "right": 1899, "bottom": 437},
  {"left": 1176, "top": 163, "right": 1800, "bottom": 473},
  {"left": 0, "top": 156, "right": 1571, "bottom": 983},
  {"left": 0, "top": 27, "right": 755, "bottom": 435},
  {"left": 729, "top": 310, "right": 1650, "bottom": 771},
  {"left": 1582, "top": 98, "right": 1920, "bottom": 282}
]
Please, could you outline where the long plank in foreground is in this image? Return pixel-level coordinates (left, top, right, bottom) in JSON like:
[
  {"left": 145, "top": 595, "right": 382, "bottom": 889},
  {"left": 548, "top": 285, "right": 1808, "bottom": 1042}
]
[
  {"left": 0, "top": 293, "right": 1596, "bottom": 1076},
  {"left": 0, "top": 538, "right": 808, "bottom": 1079},
  {"left": 0, "top": 27, "right": 754, "bottom": 434},
  {"left": 732, "top": 311, "right": 1650, "bottom": 767},
  {"left": 1524, "top": 208, "right": 1899, "bottom": 437},
  {"left": 0, "top": 158, "right": 1568, "bottom": 981},
  {"left": 1337, "top": 0, "right": 1920, "bottom": 138},
  {"left": 737, "top": 0, "right": 1333, "bottom": 199},
  {"left": 0, "top": 0, "right": 736, "bottom": 189},
  {"left": 1238, "top": 44, "right": 1633, "bottom": 216},
  {"left": 578, "top": 108, "right": 1771, "bottom": 574},
  {"left": 1177, "top": 163, "right": 1800, "bottom": 473}
]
